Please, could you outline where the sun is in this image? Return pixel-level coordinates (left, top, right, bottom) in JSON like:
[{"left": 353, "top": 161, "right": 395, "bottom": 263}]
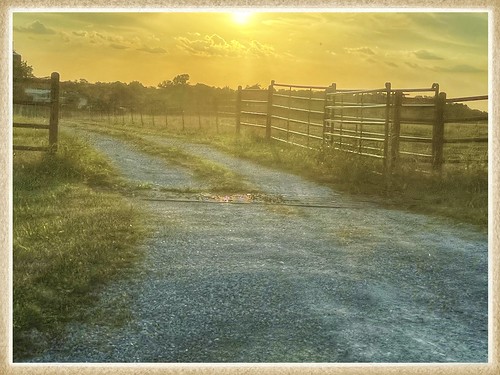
[{"left": 232, "top": 11, "right": 252, "bottom": 25}]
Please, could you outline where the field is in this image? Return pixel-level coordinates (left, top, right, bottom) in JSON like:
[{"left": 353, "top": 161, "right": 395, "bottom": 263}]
[
  {"left": 53, "top": 108, "right": 488, "bottom": 228},
  {"left": 11, "top": 105, "right": 489, "bottom": 362},
  {"left": 12, "top": 125, "right": 148, "bottom": 360}
]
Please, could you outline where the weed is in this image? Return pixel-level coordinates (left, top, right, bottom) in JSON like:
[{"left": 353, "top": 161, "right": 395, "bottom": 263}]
[
  {"left": 63, "top": 116, "right": 487, "bottom": 228},
  {"left": 13, "top": 131, "right": 148, "bottom": 360}
]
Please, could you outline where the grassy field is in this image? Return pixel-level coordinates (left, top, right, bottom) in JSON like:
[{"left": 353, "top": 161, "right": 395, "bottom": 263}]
[
  {"left": 11, "top": 110, "right": 487, "bottom": 359},
  {"left": 13, "top": 127, "right": 148, "bottom": 360},
  {"left": 60, "top": 113, "right": 488, "bottom": 228}
]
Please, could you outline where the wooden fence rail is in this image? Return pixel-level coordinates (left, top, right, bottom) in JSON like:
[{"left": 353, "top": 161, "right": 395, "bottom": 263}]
[
  {"left": 13, "top": 72, "right": 60, "bottom": 152},
  {"left": 235, "top": 80, "right": 488, "bottom": 175}
]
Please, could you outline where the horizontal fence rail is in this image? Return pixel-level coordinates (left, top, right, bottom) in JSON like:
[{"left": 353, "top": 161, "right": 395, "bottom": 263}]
[
  {"left": 13, "top": 72, "right": 60, "bottom": 152},
  {"left": 234, "top": 80, "right": 488, "bottom": 175}
]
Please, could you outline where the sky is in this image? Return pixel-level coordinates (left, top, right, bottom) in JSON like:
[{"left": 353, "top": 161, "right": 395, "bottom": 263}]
[{"left": 11, "top": 11, "right": 489, "bottom": 101}]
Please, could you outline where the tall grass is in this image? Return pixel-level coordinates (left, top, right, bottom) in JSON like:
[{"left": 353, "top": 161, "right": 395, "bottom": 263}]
[
  {"left": 64, "top": 114, "right": 488, "bottom": 228},
  {"left": 192, "top": 128, "right": 487, "bottom": 228},
  {"left": 62, "top": 120, "right": 253, "bottom": 194},
  {"left": 13, "top": 130, "right": 148, "bottom": 360}
]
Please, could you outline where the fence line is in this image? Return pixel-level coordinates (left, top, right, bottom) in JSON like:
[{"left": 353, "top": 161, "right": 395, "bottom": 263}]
[
  {"left": 13, "top": 72, "right": 60, "bottom": 152},
  {"left": 234, "top": 80, "right": 488, "bottom": 175}
]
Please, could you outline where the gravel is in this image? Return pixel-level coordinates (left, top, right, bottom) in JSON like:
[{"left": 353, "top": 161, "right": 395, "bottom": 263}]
[{"left": 26, "top": 130, "right": 488, "bottom": 363}]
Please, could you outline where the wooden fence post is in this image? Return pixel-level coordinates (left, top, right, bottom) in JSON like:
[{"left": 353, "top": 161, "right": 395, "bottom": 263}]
[
  {"left": 391, "top": 90, "right": 403, "bottom": 170},
  {"left": 197, "top": 100, "right": 202, "bottom": 130},
  {"left": 235, "top": 85, "right": 242, "bottom": 135},
  {"left": 214, "top": 97, "right": 219, "bottom": 134},
  {"left": 49, "top": 72, "right": 60, "bottom": 153},
  {"left": 384, "top": 82, "right": 392, "bottom": 174},
  {"left": 433, "top": 91, "right": 446, "bottom": 172},
  {"left": 323, "top": 83, "right": 336, "bottom": 146},
  {"left": 265, "top": 80, "right": 274, "bottom": 140}
]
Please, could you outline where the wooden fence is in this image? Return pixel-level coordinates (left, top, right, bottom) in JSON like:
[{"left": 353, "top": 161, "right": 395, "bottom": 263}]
[
  {"left": 13, "top": 72, "right": 60, "bottom": 152},
  {"left": 66, "top": 97, "right": 236, "bottom": 133},
  {"left": 235, "top": 81, "right": 488, "bottom": 174}
]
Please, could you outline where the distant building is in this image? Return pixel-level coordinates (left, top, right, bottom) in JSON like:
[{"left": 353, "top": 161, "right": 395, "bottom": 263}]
[
  {"left": 24, "top": 88, "right": 51, "bottom": 103},
  {"left": 13, "top": 50, "right": 21, "bottom": 66}
]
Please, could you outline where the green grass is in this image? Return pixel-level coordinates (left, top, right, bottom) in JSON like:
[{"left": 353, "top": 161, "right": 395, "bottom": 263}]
[
  {"left": 63, "top": 115, "right": 488, "bottom": 228},
  {"left": 13, "top": 129, "right": 148, "bottom": 360},
  {"left": 212, "top": 132, "right": 487, "bottom": 228},
  {"left": 62, "top": 120, "right": 255, "bottom": 194}
]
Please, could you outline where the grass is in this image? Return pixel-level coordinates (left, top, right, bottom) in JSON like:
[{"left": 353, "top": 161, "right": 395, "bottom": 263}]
[
  {"left": 13, "top": 128, "right": 148, "bottom": 360},
  {"left": 209, "top": 131, "right": 487, "bottom": 228},
  {"left": 62, "top": 114, "right": 488, "bottom": 228},
  {"left": 62, "top": 120, "right": 255, "bottom": 194}
]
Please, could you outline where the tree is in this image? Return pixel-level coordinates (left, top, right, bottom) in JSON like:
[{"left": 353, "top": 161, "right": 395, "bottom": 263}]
[
  {"left": 158, "top": 74, "right": 190, "bottom": 89},
  {"left": 173, "top": 73, "right": 190, "bottom": 86},
  {"left": 158, "top": 80, "right": 173, "bottom": 88},
  {"left": 13, "top": 56, "right": 34, "bottom": 80}
]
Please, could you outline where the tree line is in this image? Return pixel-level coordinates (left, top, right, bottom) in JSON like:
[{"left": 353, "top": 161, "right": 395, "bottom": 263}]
[{"left": 13, "top": 54, "right": 487, "bottom": 119}]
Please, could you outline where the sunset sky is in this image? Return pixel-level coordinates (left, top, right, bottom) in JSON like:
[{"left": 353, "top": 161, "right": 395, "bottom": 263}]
[{"left": 12, "top": 11, "right": 489, "bottom": 99}]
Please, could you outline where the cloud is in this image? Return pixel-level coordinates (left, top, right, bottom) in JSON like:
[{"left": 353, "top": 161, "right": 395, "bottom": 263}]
[
  {"left": 434, "top": 64, "right": 486, "bottom": 73},
  {"left": 405, "top": 61, "right": 421, "bottom": 69},
  {"left": 137, "top": 46, "right": 167, "bottom": 54},
  {"left": 110, "top": 43, "right": 128, "bottom": 50},
  {"left": 73, "top": 31, "right": 87, "bottom": 37},
  {"left": 414, "top": 50, "right": 443, "bottom": 60},
  {"left": 344, "top": 47, "right": 376, "bottom": 55},
  {"left": 14, "top": 20, "right": 56, "bottom": 35},
  {"left": 385, "top": 61, "right": 398, "bottom": 68},
  {"left": 175, "top": 33, "right": 276, "bottom": 58}
]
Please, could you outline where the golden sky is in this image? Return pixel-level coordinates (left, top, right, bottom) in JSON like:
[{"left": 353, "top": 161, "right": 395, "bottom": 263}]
[{"left": 12, "top": 11, "right": 488, "bottom": 98}]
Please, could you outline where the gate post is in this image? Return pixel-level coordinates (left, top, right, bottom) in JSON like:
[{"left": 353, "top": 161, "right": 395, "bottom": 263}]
[
  {"left": 265, "top": 80, "right": 274, "bottom": 140},
  {"left": 433, "top": 90, "right": 446, "bottom": 173},
  {"left": 323, "top": 83, "right": 336, "bottom": 146},
  {"left": 390, "top": 90, "right": 403, "bottom": 171},
  {"left": 49, "top": 72, "right": 60, "bottom": 153},
  {"left": 384, "top": 82, "right": 392, "bottom": 175},
  {"left": 235, "top": 85, "right": 242, "bottom": 135}
]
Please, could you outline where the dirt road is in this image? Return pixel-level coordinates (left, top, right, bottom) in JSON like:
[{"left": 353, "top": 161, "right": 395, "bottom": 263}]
[{"left": 30, "top": 129, "right": 488, "bottom": 363}]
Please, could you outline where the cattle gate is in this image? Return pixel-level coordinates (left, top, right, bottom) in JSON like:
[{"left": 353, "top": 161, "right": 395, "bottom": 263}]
[{"left": 235, "top": 81, "right": 488, "bottom": 174}]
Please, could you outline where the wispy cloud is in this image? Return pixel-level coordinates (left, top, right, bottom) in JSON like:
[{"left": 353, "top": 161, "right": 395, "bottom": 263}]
[
  {"left": 110, "top": 43, "right": 128, "bottom": 50},
  {"left": 175, "top": 33, "right": 276, "bottom": 58},
  {"left": 434, "top": 64, "right": 486, "bottom": 73},
  {"left": 14, "top": 20, "right": 56, "bottom": 35},
  {"left": 344, "top": 47, "right": 376, "bottom": 55},
  {"left": 413, "top": 49, "right": 443, "bottom": 60},
  {"left": 405, "top": 61, "right": 422, "bottom": 69},
  {"left": 137, "top": 46, "right": 167, "bottom": 54},
  {"left": 72, "top": 30, "right": 87, "bottom": 37}
]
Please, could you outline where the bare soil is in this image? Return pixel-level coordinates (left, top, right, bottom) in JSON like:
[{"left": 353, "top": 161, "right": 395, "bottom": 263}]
[{"left": 28, "top": 129, "right": 488, "bottom": 363}]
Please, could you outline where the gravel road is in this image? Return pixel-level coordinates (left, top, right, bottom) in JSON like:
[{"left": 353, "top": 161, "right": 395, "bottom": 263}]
[{"left": 28, "top": 129, "right": 488, "bottom": 363}]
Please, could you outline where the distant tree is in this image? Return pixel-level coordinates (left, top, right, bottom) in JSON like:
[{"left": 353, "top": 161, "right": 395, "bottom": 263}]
[
  {"left": 158, "top": 80, "right": 173, "bottom": 88},
  {"left": 158, "top": 74, "right": 190, "bottom": 89},
  {"left": 13, "top": 56, "right": 34, "bottom": 80},
  {"left": 173, "top": 73, "right": 190, "bottom": 86}
]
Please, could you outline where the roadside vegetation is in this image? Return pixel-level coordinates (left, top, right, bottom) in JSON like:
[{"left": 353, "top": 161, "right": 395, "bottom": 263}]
[
  {"left": 63, "top": 120, "right": 255, "bottom": 194},
  {"left": 13, "top": 128, "right": 148, "bottom": 360},
  {"left": 61, "top": 117, "right": 488, "bottom": 229},
  {"left": 211, "top": 132, "right": 488, "bottom": 228}
]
